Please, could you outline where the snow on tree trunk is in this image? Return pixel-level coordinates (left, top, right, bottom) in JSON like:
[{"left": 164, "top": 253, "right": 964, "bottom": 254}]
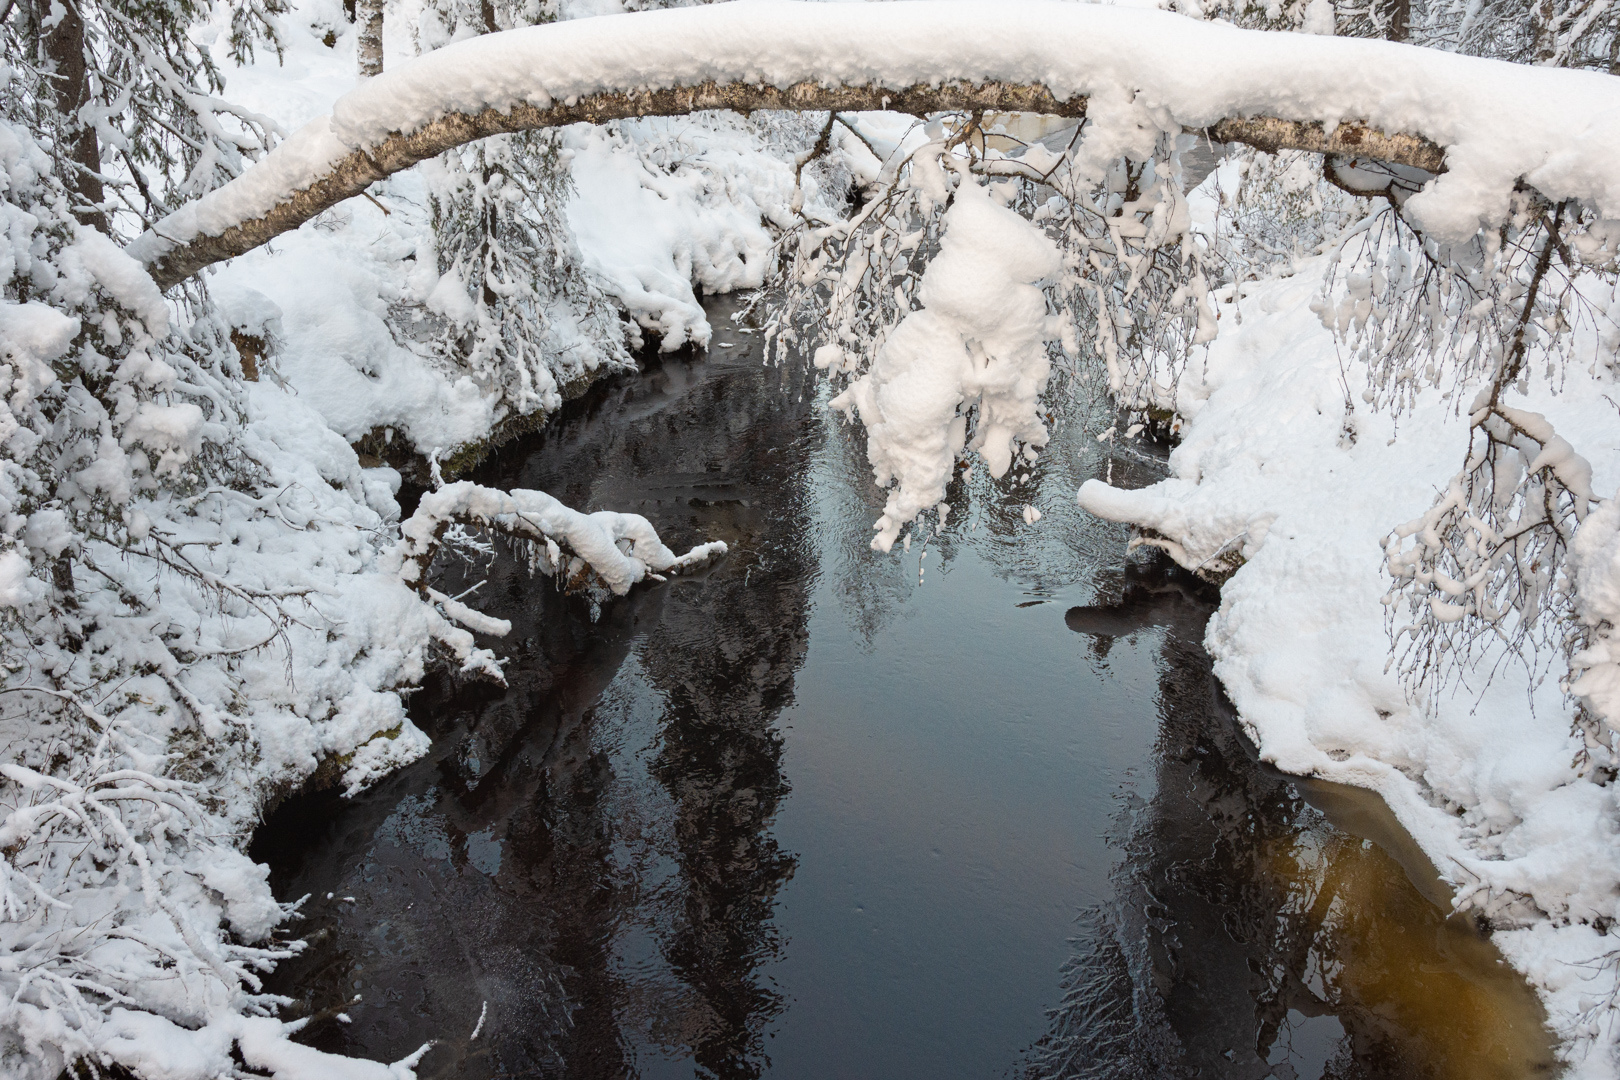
[
  {"left": 358, "top": 0, "right": 384, "bottom": 76},
  {"left": 397, "top": 482, "right": 726, "bottom": 597}
]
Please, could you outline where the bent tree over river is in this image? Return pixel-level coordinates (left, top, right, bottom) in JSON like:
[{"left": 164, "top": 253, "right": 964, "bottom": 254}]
[
  {"left": 251, "top": 298, "right": 1556, "bottom": 1080},
  {"left": 12, "top": 0, "right": 1620, "bottom": 1072}
]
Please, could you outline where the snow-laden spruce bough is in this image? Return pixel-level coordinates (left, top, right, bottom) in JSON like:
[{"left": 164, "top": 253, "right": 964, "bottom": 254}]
[{"left": 7, "top": 0, "right": 1620, "bottom": 1073}]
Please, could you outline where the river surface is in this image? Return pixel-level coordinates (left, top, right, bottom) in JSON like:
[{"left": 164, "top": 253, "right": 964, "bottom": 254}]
[{"left": 253, "top": 299, "right": 1557, "bottom": 1080}]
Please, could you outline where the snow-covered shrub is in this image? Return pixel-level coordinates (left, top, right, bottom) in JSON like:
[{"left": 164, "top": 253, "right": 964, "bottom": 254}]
[
  {"left": 1325, "top": 186, "right": 1620, "bottom": 737},
  {"left": 394, "top": 0, "right": 637, "bottom": 445},
  {"left": 773, "top": 112, "right": 1216, "bottom": 546},
  {"left": 0, "top": 99, "right": 714, "bottom": 1073},
  {"left": 419, "top": 130, "right": 630, "bottom": 419},
  {"left": 826, "top": 175, "right": 1063, "bottom": 551}
]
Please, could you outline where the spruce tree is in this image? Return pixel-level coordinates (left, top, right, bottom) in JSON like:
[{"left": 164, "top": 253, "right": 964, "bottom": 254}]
[
  {"left": 410, "top": 0, "right": 628, "bottom": 432},
  {"left": 2, "top": 0, "right": 284, "bottom": 234}
]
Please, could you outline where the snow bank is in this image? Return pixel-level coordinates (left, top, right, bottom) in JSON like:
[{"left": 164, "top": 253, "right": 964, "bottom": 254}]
[
  {"left": 202, "top": 6, "right": 816, "bottom": 458},
  {"left": 0, "top": 66, "right": 725, "bottom": 1071},
  {"left": 209, "top": 209, "right": 505, "bottom": 453},
  {"left": 564, "top": 116, "right": 798, "bottom": 349},
  {"left": 1076, "top": 257, "right": 1620, "bottom": 1075}
]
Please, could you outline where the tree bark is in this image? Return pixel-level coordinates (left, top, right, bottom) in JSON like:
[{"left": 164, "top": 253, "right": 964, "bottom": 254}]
[
  {"left": 357, "top": 0, "right": 383, "bottom": 77},
  {"left": 1535, "top": 0, "right": 1560, "bottom": 62},
  {"left": 42, "top": 0, "right": 106, "bottom": 231},
  {"left": 1381, "top": 0, "right": 1410, "bottom": 41},
  {"left": 139, "top": 79, "right": 1447, "bottom": 290}
]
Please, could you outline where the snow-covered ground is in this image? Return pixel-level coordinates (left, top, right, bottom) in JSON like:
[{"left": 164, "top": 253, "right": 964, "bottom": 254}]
[
  {"left": 6, "top": 0, "right": 1618, "bottom": 1074},
  {"left": 205, "top": 0, "right": 818, "bottom": 462},
  {"left": 1078, "top": 167, "right": 1620, "bottom": 1073}
]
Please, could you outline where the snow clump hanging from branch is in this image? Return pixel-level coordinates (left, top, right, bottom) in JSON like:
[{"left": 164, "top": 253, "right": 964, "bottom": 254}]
[{"left": 825, "top": 160, "right": 1062, "bottom": 551}]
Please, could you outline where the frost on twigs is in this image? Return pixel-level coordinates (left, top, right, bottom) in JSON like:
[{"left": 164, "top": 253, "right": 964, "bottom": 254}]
[
  {"left": 773, "top": 110, "right": 1213, "bottom": 549},
  {"left": 0, "top": 116, "right": 454, "bottom": 1076},
  {"left": 396, "top": 481, "right": 725, "bottom": 652},
  {"left": 1316, "top": 193, "right": 1610, "bottom": 417},
  {"left": 0, "top": 729, "right": 302, "bottom": 1072},
  {"left": 1383, "top": 397, "right": 1594, "bottom": 712},
  {"left": 823, "top": 162, "right": 1062, "bottom": 551},
  {"left": 1371, "top": 193, "right": 1620, "bottom": 743},
  {"left": 416, "top": 110, "right": 630, "bottom": 424}
]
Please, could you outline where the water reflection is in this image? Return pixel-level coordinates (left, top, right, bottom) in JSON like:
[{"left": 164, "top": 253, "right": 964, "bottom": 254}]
[
  {"left": 1035, "top": 564, "right": 1556, "bottom": 1080},
  {"left": 250, "top": 298, "right": 1553, "bottom": 1079},
  {"left": 255, "top": 322, "right": 815, "bottom": 1078}
]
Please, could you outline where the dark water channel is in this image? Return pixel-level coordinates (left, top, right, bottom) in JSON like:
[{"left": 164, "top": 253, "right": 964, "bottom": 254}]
[{"left": 253, "top": 299, "right": 1557, "bottom": 1080}]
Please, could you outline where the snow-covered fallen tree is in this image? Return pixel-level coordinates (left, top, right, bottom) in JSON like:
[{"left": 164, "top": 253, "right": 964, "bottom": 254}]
[{"left": 127, "top": 0, "right": 1620, "bottom": 289}]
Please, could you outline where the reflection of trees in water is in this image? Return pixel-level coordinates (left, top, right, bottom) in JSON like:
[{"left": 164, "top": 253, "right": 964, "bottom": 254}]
[
  {"left": 619, "top": 347, "right": 814, "bottom": 1079},
  {"left": 1028, "top": 562, "right": 1555, "bottom": 1080},
  {"left": 471, "top": 337, "right": 818, "bottom": 1079},
  {"left": 809, "top": 389, "right": 922, "bottom": 647},
  {"left": 253, "top": 561, "right": 663, "bottom": 1077},
  {"left": 638, "top": 564, "right": 803, "bottom": 1078},
  {"left": 812, "top": 373, "right": 1163, "bottom": 641},
  {"left": 809, "top": 376, "right": 1121, "bottom": 642},
  {"left": 255, "top": 328, "right": 817, "bottom": 1079}
]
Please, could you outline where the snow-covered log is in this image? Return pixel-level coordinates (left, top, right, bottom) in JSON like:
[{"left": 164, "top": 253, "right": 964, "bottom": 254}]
[
  {"left": 128, "top": 0, "right": 1620, "bottom": 290},
  {"left": 396, "top": 481, "right": 726, "bottom": 599}
]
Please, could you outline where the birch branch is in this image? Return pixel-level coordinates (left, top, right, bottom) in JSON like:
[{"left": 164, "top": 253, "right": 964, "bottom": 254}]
[{"left": 137, "top": 77, "right": 1445, "bottom": 289}]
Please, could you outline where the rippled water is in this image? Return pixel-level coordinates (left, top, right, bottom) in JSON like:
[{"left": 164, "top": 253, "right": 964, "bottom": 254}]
[{"left": 252, "top": 299, "right": 1556, "bottom": 1079}]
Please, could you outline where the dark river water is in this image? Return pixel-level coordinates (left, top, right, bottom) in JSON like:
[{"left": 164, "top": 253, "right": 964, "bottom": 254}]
[{"left": 252, "top": 300, "right": 1557, "bottom": 1080}]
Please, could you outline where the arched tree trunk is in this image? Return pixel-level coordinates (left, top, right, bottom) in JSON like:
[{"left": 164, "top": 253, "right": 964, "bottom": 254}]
[
  {"left": 133, "top": 78, "right": 1443, "bottom": 291},
  {"left": 128, "top": 1, "right": 1613, "bottom": 291}
]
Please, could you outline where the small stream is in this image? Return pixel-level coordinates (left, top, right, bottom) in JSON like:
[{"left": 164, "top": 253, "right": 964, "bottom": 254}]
[{"left": 252, "top": 298, "right": 1557, "bottom": 1080}]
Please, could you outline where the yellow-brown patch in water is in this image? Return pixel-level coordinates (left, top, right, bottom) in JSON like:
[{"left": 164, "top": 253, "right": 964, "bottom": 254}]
[{"left": 1265, "top": 782, "right": 1558, "bottom": 1079}]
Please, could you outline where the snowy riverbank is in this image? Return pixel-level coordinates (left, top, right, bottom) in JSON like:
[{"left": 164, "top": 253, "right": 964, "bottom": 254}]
[
  {"left": 148, "top": 3, "right": 1620, "bottom": 1072},
  {"left": 204, "top": 0, "right": 821, "bottom": 470},
  {"left": 3, "top": 0, "right": 1617, "bottom": 1072},
  {"left": 1078, "top": 227, "right": 1620, "bottom": 1073}
]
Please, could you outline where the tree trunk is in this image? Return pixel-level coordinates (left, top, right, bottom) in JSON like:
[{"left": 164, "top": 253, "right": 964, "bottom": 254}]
[
  {"left": 357, "top": 0, "right": 383, "bottom": 77},
  {"left": 1534, "top": 0, "right": 1560, "bottom": 62},
  {"left": 42, "top": 0, "right": 106, "bottom": 230},
  {"left": 136, "top": 81, "right": 1448, "bottom": 291},
  {"left": 1381, "top": 0, "right": 1410, "bottom": 41}
]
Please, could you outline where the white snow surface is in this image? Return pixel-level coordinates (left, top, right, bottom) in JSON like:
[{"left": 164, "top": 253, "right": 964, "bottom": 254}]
[
  {"left": 46, "top": 0, "right": 1620, "bottom": 1072},
  {"left": 132, "top": 0, "right": 1620, "bottom": 268},
  {"left": 831, "top": 180, "right": 1062, "bottom": 550},
  {"left": 202, "top": 3, "right": 815, "bottom": 455},
  {"left": 1077, "top": 256, "right": 1620, "bottom": 1074},
  {"left": 0, "top": 10, "right": 729, "bottom": 1070},
  {"left": 564, "top": 115, "right": 795, "bottom": 349}
]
